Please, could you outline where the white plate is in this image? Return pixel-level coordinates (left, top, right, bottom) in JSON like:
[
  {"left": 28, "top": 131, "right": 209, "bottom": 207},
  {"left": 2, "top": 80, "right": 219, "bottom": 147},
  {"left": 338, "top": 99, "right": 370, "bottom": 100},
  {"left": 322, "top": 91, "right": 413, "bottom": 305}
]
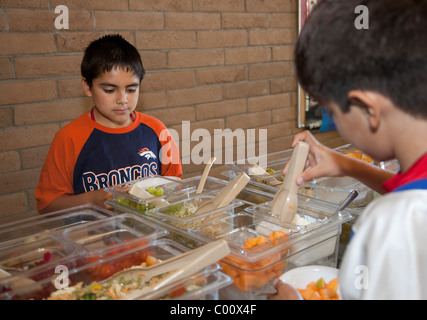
[{"left": 279, "top": 265, "right": 341, "bottom": 298}]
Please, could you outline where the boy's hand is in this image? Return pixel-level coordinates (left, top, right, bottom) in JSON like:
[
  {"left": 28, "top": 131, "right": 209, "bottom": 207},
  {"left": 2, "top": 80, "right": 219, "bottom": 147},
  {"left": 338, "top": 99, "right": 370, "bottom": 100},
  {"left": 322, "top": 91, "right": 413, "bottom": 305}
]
[
  {"left": 267, "top": 279, "right": 303, "bottom": 300},
  {"left": 283, "top": 130, "right": 347, "bottom": 185},
  {"left": 89, "top": 189, "right": 113, "bottom": 210}
]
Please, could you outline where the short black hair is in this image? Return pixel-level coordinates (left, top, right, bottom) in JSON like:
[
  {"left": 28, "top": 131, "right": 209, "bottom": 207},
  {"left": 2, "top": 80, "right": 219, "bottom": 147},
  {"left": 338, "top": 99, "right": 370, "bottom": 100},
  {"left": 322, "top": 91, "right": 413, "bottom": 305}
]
[
  {"left": 81, "top": 34, "right": 145, "bottom": 87},
  {"left": 295, "top": 0, "right": 427, "bottom": 118}
]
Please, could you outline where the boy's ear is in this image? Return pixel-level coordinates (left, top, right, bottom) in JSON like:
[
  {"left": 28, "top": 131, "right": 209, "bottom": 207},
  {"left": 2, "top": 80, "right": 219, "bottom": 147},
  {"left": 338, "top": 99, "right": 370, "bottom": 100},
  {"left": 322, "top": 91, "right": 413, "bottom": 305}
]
[
  {"left": 348, "top": 90, "right": 382, "bottom": 131},
  {"left": 81, "top": 78, "right": 93, "bottom": 97}
]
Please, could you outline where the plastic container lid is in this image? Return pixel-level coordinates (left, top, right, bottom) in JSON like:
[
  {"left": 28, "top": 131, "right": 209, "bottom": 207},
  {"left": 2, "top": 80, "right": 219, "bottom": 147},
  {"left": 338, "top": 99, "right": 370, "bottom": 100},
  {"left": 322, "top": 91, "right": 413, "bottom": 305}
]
[
  {"left": 105, "top": 176, "right": 191, "bottom": 206},
  {"left": 189, "top": 194, "right": 353, "bottom": 263},
  {"left": 0, "top": 205, "right": 115, "bottom": 246},
  {"left": 59, "top": 214, "right": 169, "bottom": 255},
  {"left": 0, "top": 234, "right": 78, "bottom": 280},
  {"left": 0, "top": 238, "right": 230, "bottom": 300}
]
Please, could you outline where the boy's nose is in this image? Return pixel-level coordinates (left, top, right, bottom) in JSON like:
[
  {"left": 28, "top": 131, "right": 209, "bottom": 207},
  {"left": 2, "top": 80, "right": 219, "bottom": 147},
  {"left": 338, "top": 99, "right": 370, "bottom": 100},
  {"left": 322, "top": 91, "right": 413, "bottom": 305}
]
[{"left": 117, "top": 91, "right": 128, "bottom": 104}]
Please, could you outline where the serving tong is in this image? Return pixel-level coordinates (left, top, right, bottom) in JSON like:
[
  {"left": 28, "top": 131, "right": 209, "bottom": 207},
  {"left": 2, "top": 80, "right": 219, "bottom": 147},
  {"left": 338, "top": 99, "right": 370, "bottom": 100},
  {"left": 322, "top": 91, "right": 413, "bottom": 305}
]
[
  {"left": 254, "top": 189, "right": 359, "bottom": 297},
  {"left": 102, "top": 239, "right": 230, "bottom": 300},
  {"left": 196, "top": 157, "right": 217, "bottom": 194},
  {"left": 248, "top": 164, "right": 282, "bottom": 186},
  {"left": 194, "top": 172, "right": 250, "bottom": 215},
  {"left": 271, "top": 142, "right": 310, "bottom": 224}
]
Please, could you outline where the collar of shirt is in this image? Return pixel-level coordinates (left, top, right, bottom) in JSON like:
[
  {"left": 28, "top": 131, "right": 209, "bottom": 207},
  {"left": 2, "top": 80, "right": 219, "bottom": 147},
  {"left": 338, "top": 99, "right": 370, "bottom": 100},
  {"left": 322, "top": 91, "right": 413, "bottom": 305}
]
[{"left": 382, "top": 152, "right": 427, "bottom": 192}]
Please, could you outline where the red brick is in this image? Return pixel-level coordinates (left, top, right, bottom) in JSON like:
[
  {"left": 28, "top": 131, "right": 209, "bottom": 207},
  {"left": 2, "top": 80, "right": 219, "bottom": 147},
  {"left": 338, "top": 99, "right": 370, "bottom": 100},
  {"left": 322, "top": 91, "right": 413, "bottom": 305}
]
[
  {"left": 272, "top": 106, "right": 297, "bottom": 123},
  {"left": 225, "top": 47, "right": 271, "bottom": 65},
  {"left": 96, "top": 12, "right": 164, "bottom": 31},
  {"left": 271, "top": 13, "right": 297, "bottom": 28},
  {"left": 272, "top": 45, "right": 295, "bottom": 61},
  {"left": 168, "top": 49, "right": 224, "bottom": 69},
  {"left": 0, "top": 10, "right": 6, "bottom": 31},
  {"left": 21, "top": 145, "right": 50, "bottom": 169},
  {"left": 0, "top": 57, "right": 14, "bottom": 79},
  {"left": 270, "top": 135, "right": 294, "bottom": 154},
  {"left": 165, "top": 13, "right": 220, "bottom": 30},
  {"left": 249, "top": 62, "right": 293, "bottom": 80},
  {"left": 170, "top": 118, "right": 225, "bottom": 138},
  {"left": 0, "top": 193, "right": 28, "bottom": 216},
  {"left": 0, "top": 80, "right": 57, "bottom": 106},
  {"left": 0, "top": 108, "right": 13, "bottom": 128},
  {"left": 222, "top": 81, "right": 269, "bottom": 99},
  {"left": 144, "top": 106, "right": 195, "bottom": 126},
  {"left": 0, "top": 33, "right": 55, "bottom": 54},
  {"left": 250, "top": 29, "right": 295, "bottom": 46},
  {"left": 51, "top": 0, "right": 128, "bottom": 10},
  {"left": 58, "top": 78, "right": 85, "bottom": 99},
  {"left": 226, "top": 111, "right": 271, "bottom": 130},
  {"left": 0, "top": 0, "right": 48, "bottom": 8},
  {"left": 196, "top": 99, "right": 247, "bottom": 120},
  {"left": 198, "top": 30, "right": 248, "bottom": 48},
  {"left": 167, "top": 86, "right": 222, "bottom": 107},
  {"left": 142, "top": 70, "right": 194, "bottom": 92},
  {"left": 0, "top": 150, "right": 20, "bottom": 173},
  {"left": 0, "top": 124, "right": 59, "bottom": 151},
  {"left": 271, "top": 77, "right": 297, "bottom": 94},
  {"left": 15, "top": 55, "right": 82, "bottom": 78},
  {"left": 246, "top": 0, "right": 291, "bottom": 12},
  {"left": 248, "top": 93, "right": 291, "bottom": 112},
  {"left": 140, "top": 51, "right": 167, "bottom": 70},
  {"left": 7, "top": 9, "right": 94, "bottom": 31},
  {"left": 14, "top": 98, "right": 91, "bottom": 125},
  {"left": 137, "top": 91, "right": 166, "bottom": 110},
  {"left": 129, "top": 0, "right": 192, "bottom": 11},
  {"left": 222, "top": 13, "right": 270, "bottom": 29},
  {"left": 136, "top": 32, "right": 196, "bottom": 50},
  {"left": 0, "top": 168, "right": 42, "bottom": 193},
  {"left": 57, "top": 32, "right": 134, "bottom": 53},
  {"left": 196, "top": 66, "right": 246, "bottom": 86},
  {"left": 193, "top": 0, "right": 245, "bottom": 12}
]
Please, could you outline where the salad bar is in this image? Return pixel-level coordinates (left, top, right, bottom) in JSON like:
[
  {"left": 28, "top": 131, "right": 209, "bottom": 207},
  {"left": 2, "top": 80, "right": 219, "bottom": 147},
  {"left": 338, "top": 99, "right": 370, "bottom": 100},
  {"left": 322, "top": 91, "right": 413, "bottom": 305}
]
[{"left": 0, "top": 145, "right": 397, "bottom": 300}]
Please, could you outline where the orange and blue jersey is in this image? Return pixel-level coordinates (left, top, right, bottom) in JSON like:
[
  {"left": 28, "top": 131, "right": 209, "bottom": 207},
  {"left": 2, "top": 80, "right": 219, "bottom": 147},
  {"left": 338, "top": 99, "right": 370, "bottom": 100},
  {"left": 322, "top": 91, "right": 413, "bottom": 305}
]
[{"left": 35, "top": 111, "right": 182, "bottom": 212}]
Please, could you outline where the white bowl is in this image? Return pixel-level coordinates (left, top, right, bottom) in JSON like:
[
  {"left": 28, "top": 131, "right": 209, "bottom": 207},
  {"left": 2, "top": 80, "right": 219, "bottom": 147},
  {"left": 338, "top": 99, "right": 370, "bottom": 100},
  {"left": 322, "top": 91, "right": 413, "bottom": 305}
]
[{"left": 279, "top": 265, "right": 341, "bottom": 299}]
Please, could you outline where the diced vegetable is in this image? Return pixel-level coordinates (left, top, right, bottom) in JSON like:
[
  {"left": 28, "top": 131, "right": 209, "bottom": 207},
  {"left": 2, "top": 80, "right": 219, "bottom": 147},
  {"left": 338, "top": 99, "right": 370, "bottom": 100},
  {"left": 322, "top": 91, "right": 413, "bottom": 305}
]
[
  {"left": 219, "top": 230, "right": 289, "bottom": 292},
  {"left": 297, "top": 277, "right": 340, "bottom": 300}
]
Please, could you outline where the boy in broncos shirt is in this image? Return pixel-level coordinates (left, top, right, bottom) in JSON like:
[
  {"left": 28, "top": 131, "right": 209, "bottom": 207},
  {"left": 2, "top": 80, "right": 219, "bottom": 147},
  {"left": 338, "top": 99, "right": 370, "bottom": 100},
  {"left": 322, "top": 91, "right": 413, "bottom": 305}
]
[
  {"left": 268, "top": 0, "right": 427, "bottom": 299},
  {"left": 36, "top": 35, "right": 182, "bottom": 214}
]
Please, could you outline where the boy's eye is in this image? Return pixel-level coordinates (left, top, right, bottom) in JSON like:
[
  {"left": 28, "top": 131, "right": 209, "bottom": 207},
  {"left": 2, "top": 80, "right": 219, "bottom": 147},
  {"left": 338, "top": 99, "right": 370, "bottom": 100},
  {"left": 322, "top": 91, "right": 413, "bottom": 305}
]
[
  {"left": 103, "top": 88, "right": 115, "bottom": 93},
  {"left": 127, "top": 87, "right": 138, "bottom": 93}
]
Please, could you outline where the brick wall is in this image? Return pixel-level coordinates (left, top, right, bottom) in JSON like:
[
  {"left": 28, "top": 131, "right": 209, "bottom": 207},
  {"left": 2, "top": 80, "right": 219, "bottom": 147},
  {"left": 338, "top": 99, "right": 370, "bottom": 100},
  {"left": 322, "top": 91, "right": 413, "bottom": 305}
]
[{"left": 0, "top": 0, "right": 345, "bottom": 217}]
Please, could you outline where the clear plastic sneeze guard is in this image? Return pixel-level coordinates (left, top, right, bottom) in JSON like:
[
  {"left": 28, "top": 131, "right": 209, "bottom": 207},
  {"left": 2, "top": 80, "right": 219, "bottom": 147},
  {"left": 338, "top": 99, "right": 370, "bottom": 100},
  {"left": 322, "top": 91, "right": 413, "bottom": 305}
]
[
  {"left": 0, "top": 205, "right": 115, "bottom": 245},
  {"left": 1, "top": 238, "right": 231, "bottom": 300},
  {"left": 223, "top": 145, "right": 400, "bottom": 209},
  {"left": 183, "top": 194, "right": 353, "bottom": 299}
]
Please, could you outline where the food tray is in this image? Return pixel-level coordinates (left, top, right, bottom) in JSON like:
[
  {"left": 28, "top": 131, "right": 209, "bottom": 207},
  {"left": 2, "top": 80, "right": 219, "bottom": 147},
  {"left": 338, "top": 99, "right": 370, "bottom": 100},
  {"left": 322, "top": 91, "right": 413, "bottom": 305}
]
[
  {"left": 0, "top": 205, "right": 115, "bottom": 245},
  {"left": 108, "top": 191, "right": 245, "bottom": 250},
  {"left": 0, "top": 239, "right": 230, "bottom": 300},
  {"left": 105, "top": 176, "right": 193, "bottom": 211},
  {"left": 0, "top": 234, "right": 77, "bottom": 285},
  {"left": 137, "top": 264, "right": 232, "bottom": 300},
  {"left": 184, "top": 195, "right": 353, "bottom": 299},
  {"left": 59, "top": 214, "right": 169, "bottom": 255},
  {"left": 223, "top": 146, "right": 400, "bottom": 208}
]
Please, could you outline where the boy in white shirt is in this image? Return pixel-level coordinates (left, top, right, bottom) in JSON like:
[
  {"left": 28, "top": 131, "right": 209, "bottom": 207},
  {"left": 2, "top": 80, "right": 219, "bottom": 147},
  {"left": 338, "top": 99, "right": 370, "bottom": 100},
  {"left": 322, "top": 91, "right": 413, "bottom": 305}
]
[{"left": 269, "top": 0, "right": 427, "bottom": 299}]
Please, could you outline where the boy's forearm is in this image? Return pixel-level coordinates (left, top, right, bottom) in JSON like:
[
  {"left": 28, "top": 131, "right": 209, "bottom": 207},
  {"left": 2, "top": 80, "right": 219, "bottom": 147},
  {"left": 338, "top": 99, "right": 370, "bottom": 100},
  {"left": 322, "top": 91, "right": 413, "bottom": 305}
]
[{"left": 340, "top": 156, "right": 395, "bottom": 195}]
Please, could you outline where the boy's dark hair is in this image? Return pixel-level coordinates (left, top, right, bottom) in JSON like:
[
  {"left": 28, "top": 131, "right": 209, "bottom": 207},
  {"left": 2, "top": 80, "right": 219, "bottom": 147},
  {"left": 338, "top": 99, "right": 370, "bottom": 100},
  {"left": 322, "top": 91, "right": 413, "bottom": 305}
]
[
  {"left": 81, "top": 34, "right": 145, "bottom": 87},
  {"left": 296, "top": 0, "right": 427, "bottom": 118}
]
